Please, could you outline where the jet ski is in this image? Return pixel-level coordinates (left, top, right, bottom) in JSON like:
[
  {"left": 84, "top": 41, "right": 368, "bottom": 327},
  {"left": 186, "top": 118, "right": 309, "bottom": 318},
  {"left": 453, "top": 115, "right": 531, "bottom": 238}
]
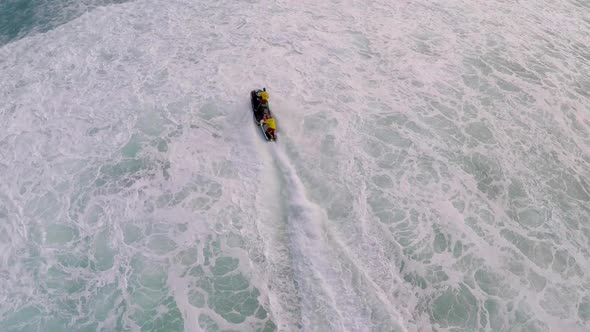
[{"left": 250, "top": 88, "right": 277, "bottom": 142}]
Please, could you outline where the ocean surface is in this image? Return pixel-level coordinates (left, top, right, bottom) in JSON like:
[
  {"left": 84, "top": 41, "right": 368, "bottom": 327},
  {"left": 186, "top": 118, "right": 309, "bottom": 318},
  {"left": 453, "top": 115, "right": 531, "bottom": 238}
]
[{"left": 1, "top": 0, "right": 589, "bottom": 331}]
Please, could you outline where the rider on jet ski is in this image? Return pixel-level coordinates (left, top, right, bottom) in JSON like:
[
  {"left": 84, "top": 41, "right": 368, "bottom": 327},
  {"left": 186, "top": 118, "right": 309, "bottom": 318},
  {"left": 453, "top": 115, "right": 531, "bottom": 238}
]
[
  {"left": 262, "top": 113, "right": 276, "bottom": 140},
  {"left": 254, "top": 90, "right": 270, "bottom": 121}
]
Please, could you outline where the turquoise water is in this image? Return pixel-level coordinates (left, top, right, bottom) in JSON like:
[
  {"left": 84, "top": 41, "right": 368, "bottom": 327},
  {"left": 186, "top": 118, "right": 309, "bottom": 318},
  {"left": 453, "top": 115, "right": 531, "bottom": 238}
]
[{"left": 0, "top": 0, "right": 129, "bottom": 45}]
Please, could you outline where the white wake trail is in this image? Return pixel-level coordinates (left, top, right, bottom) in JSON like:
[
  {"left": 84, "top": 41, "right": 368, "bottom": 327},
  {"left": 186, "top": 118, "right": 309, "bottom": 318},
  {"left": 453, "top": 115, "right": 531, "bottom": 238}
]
[{"left": 267, "top": 144, "right": 409, "bottom": 332}]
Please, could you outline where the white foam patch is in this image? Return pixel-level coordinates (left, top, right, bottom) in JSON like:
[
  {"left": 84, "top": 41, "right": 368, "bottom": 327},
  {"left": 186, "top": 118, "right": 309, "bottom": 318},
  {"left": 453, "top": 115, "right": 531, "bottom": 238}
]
[{"left": 1, "top": 0, "right": 589, "bottom": 330}]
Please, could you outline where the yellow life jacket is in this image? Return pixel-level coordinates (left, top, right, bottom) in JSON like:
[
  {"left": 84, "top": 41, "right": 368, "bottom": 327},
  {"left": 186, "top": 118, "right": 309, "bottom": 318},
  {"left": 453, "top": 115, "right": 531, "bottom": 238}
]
[
  {"left": 258, "top": 91, "right": 269, "bottom": 100},
  {"left": 264, "top": 118, "right": 276, "bottom": 129}
]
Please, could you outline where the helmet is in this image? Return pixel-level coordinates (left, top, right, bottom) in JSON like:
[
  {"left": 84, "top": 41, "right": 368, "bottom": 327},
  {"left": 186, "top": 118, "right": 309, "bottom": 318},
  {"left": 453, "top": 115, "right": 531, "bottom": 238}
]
[{"left": 259, "top": 91, "right": 269, "bottom": 100}]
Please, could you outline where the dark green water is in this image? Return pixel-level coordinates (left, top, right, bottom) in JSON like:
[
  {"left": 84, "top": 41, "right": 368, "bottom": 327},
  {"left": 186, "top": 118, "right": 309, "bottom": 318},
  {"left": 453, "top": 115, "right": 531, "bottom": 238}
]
[{"left": 0, "top": 0, "right": 130, "bottom": 45}]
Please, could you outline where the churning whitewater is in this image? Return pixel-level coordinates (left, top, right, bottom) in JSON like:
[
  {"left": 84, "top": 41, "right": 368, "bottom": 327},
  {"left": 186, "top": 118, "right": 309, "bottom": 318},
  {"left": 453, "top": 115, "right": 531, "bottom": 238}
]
[{"left": 1, "top": 0, "right": 590, "bottom": 331}]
